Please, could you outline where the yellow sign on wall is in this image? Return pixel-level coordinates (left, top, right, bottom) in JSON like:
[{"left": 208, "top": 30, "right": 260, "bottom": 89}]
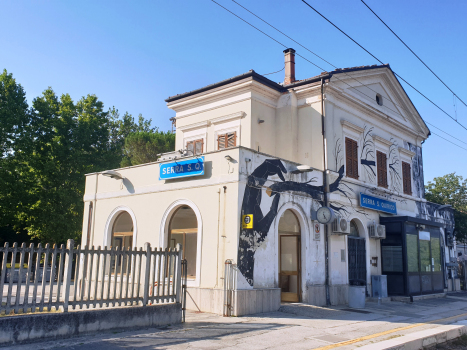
[{"left": 242, "top": 215, "right": 253, "bottom": 229}]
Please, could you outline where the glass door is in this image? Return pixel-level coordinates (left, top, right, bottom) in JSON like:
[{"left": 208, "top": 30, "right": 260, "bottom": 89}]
[
  {"left": 419, "top": 231, "right": 432, "bottom": 293},
  {"left": 279, "top": 235, "right": 300, "bottom": 302}
]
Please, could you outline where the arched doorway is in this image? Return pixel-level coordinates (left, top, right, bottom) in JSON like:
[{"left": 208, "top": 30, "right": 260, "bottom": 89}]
[
  {"left": 111, "top": 211, "right": 134, "bottom": 273},
  {"left": 348, "top": 220, "right": 367, "bottom": 286},
  {"left": 111, "top": 211, "right": 134, "bottom": 249},
  {"left": 168, "top": 206, "right": 198, "bottom": 279},
  {"left": 278, "top": 210, "right": 301, "bottom": 302}
]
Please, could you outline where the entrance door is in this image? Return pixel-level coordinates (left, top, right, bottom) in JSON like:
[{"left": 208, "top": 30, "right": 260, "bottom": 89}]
[
  {"left": 348, "top": 237, "right": 367, "bottom": 285},
  {"left": 419, "top": 231, "right": 444, "bottom": 294},
  {"left": 278, "top": 210, "right": 301, "bottom": 302},
  {"left": 279, "top": 235, "right": 300, "bottom": 302}
]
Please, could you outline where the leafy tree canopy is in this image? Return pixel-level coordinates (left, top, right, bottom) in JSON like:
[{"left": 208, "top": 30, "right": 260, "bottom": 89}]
[
  {"left": 0, "top": 70, "right": 173, "bottom": 244},
  {"left": 425, "top": 173, "right": 467, "bottom": 242},
  {"left": 121, "top": 130, "right": 175, "bottom": 167}
]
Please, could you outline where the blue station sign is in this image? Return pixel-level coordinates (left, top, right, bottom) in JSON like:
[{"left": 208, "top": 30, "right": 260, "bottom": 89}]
[
  {"left": 159, "top": 157, "right": 205, "bottom": 180},
  {"left": 360, "top": 193, "right": 397, "bottom": 215}
]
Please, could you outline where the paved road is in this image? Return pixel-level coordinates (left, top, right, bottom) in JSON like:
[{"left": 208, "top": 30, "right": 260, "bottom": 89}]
[{"left": 11, "top": 293, "right": 467, "bottom": 350}]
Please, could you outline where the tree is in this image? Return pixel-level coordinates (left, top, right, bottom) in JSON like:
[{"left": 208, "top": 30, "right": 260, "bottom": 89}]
[
  {"left": 0, "top": 71, "right": 159, "bottom": 243},
  {"left": 0, "top": 70, "right": 32, "bottom": 234},
  {"left": 425, "top": 173, "right": 467, "bottom": 242},
  {"left": 121, "top": 130, "right": 175, "bottom": 167}
]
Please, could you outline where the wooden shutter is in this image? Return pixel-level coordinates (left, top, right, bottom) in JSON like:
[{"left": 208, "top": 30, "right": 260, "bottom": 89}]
[
  {"left": 186, "top": 141, "right": 194, "bottom": 155},
  {"left": 218, "top": 134, "right": 226, "bottom": 150},
  {"left": 402, "top": 161, "right": 412, "bottom": 195},
  {"left": 345, "top": 138, "right": 358, "bottom": 179},
  {"left": 227, "top": 132, "right": 236, "bottom": 147},
  {"left": 218, "top": 132, "right": 236, "bottom": 150},
  {"left": 377, "top": 151, "right": 388, "bottom": 188},
  {"left": 194, "top": 139, "right": 203, "bottom": 155}
]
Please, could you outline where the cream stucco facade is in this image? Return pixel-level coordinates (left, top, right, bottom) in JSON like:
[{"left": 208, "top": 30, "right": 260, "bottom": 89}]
[{"left": 82, "top": 53, "right": 456, "bottom": 315}]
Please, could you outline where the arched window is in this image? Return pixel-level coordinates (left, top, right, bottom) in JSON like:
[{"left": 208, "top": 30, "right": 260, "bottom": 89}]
[
  {"left": 111, "top": 212, "right": 134, "bottom": 249},
  {"left": 168, "top": 206, "right": 198, "bottom": 278},
  {"left": 278, "top": 210, "right": 300, "bottom": 234},
  {"left": 349, "top": 220, "right": 359, "bottom": 237}
]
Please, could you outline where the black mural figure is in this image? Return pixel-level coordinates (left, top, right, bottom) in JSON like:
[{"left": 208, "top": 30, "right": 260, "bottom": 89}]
[{"left": 238, "top": 159, "right": 346, "bottom": 286}]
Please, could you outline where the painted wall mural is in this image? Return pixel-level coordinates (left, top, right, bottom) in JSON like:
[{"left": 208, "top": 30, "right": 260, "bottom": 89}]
[
  {"left": 404, "top": 141, "right": 425, "bottom": 199},
  {"left": 238, "top": 158, "right": 366, "bottom": 286},
  {"left": 360, "top": 126, "right": 376, "bottom": 183},
  {"left": 388, "top": 139, "right": 401, "bottom": 193}
]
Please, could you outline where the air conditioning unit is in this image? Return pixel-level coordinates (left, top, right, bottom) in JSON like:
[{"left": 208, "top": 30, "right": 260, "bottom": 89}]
[
  {"left": 369, "top": 221, "right": 386, "bottom": 239},
  {"left": 332, "top": 215, "right": 350, "bottom": 235}
]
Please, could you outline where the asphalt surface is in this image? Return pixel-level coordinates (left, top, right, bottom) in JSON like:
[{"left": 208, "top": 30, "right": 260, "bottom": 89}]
[{"left": 8, "top": 292, "right": 467, "bottom": 350}]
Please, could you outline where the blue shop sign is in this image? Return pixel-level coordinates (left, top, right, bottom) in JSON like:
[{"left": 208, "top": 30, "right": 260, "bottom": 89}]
[
  {"left": 159, "top": 157, "right": 204, "bottom": 180},
  {"left": 360, "top": 193, "right": 397, "bottom": 215}
]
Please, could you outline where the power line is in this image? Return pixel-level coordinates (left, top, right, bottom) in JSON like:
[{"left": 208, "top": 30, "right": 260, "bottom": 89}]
[
  {"left": 210, "top": 0, "right": 467, "bottom": 152},
  {"left": 430, "top": 131, "right": 467, "bottom": 151},
  {"left": 262, "top": 66, "right": 284, "bottom": 76},
  {"left": 360, "top": 0, "right": 467, "bottom": 110},
  {"left": 228, "top": 0, "right": 467, "bottom": 149},
  {"left": 300, "top": 0, "right": 467, "bottom": 132}
]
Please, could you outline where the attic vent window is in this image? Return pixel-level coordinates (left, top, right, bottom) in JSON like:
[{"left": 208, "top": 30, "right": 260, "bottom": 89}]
[{"left": 376, "top": 94, "right": 383, "bottom": 106}]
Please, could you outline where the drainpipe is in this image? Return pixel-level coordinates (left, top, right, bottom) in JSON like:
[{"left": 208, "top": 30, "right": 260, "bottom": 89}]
[{"left": 321, "top": 77, "right": 331, "bottom": 306}]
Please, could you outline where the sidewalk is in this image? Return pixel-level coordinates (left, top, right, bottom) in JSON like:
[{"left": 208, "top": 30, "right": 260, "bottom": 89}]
[{"left": 10, "top": 292, "right": 467, "bottom": 350}]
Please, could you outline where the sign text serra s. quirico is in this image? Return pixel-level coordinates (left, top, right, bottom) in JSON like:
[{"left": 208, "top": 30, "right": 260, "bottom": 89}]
[
  {"left": 360, "top": 193, "right": 397, "bottom": 215},
  {"left": 159, "top": 157, "right": 204, "bottom": 180}
]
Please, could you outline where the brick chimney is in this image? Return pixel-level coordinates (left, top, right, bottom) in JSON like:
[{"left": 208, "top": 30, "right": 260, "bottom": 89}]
[{"left": 283, "top": 48, "right": 296, "bottom": 85}]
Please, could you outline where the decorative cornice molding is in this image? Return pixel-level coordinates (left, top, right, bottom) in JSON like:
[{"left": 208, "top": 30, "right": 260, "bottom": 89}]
[
  {"left": 373, "top": 135, "right": 393, "bottom": 147},
  {"left": 211, "top": 111, "right": 245, "bottom": 124},
  {"left": 399, "top": 147, "right": 415, "bottom": 158},
  {"left": 177, "top": 120, "right": 210, "bottom": 132},
  {"left": 341, "top": 119, "right": 364, "bottom": 134}
]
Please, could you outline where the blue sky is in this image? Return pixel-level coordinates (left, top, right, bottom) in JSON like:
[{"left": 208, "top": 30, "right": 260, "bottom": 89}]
[{"left": 1, "top": 0, "right": 466, "bottom": 183}]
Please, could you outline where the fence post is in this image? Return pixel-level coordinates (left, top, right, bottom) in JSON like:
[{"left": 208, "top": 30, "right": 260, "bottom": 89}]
[
  {"left": 142, "top": 242, "right": 151, "bottom": 306},
  {"left": 63, "top": 239, "right": 74, "bottom": 312},
  {"left": 175, "top": 244, "right": 182, "bottom": 303}
]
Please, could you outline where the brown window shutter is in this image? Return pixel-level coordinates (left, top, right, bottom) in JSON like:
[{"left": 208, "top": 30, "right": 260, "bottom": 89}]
[
  {"left": 402, "top": 161, "right": 412, "bottom": 195},
  {"left": 345, "top": 138, "right": 358, "bottom": 179},
  {"left": 377, "top": 151, "right": 388, "bottom": 188},
  {"left": 187, "top": 141, "right": 194, "bottom": 155},
  {"left": 194, "top": 139, "right": 203, "bottom": 155},
  {"left": 218, "top": 134, "right": 226, "bottom": 150},
  {"left": 227, "top": 131, "right": 236, "bottom": 147}
]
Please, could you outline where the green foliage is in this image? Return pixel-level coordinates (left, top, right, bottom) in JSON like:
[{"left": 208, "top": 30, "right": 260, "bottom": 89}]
[
  {"left": 0, "top": 70, "right": 165, "bottom": 244},
  {"left": 425, "top": 173, "right": 467, "bottom": 243},
  {"left": 121, "top": 130, "right": 175, "bottom": 167}
]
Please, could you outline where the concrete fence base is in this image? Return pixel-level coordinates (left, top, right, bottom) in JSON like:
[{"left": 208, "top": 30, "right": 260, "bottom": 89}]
[{"left": 0, "top": 302, "right": 182, "bottom": 346}]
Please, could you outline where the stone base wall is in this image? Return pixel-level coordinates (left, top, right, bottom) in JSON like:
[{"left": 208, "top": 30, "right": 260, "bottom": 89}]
[
  {"left": 185, "top": 287, "right": 281, "bottom": 316},
  {"left": 305, "top": 285, "right": 327, "bottom": 306},
  {"left": 329, "top": 284, "right": 349, "bottom": 305},
  {"left": 233, "top": 288, "right": 281, "bottom": 316},
  {"left": 185, "top": 287, "right": 224, "bottom": 315},
  {"left": 0, "top": 303, "right": 181, "bottom": 346}
]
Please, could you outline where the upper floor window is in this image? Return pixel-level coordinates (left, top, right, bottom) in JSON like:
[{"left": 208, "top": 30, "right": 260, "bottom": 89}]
[
  {"left": 402, "top": 161, "right": 412, "bottom": 195},
  {"left": 377, "top": 151, "right": 388, "bottom": 188},
  {"left": 187, "top": 139, "right": 203, "bottom": 155},
  {"left": 345, "top": 137, "right": 359, "bottom": 179},
  {"left": 217, "top": 131, "right": 237, "bottom": 150},
  {"left": 376, "top": 93, "right": 383, "bottom": 106}
]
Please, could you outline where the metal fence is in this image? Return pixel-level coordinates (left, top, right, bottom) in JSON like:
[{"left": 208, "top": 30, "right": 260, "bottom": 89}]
[{"left": 0, "top": 240, "right": 185, "bottom": 316}]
